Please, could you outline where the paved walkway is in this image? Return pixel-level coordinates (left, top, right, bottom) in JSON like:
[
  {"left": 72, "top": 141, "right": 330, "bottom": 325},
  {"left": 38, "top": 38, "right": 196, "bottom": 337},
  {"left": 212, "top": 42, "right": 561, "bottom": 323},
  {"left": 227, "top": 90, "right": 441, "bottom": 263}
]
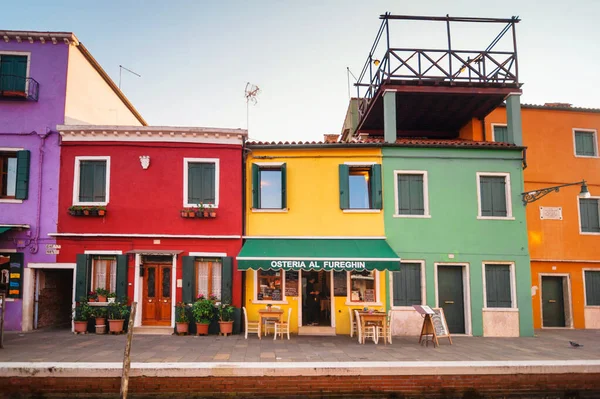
[{"left": 1, "top": 328, "right": 599, "bottom": 363}]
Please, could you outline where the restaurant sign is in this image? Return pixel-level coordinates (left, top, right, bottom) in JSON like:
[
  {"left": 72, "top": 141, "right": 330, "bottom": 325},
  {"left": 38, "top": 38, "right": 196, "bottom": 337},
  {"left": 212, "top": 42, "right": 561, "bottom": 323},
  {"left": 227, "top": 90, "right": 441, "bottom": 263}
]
[{"left": 269, "top": 260, "right": 367, "bottom": 271}]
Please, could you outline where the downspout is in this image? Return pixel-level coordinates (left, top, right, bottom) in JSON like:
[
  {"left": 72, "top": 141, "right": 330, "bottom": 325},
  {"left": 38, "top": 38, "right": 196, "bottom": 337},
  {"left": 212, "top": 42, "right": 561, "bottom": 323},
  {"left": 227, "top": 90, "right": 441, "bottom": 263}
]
[
  {"left": 481, "top": 117, "right": 486, "bottom": 142},
  {"left": 30, "top": 129, "right": 52, "bottom": 254},
  {"left": 522, "top": 147, "right": 528, "bottom": 169}
]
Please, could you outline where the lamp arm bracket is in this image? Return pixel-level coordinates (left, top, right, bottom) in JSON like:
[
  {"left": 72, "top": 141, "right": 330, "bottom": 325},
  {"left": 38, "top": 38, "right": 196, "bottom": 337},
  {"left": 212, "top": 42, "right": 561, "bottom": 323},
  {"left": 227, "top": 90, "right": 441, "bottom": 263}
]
[{"left": 521, "top": 180, "right": 585, "bottom": 205}]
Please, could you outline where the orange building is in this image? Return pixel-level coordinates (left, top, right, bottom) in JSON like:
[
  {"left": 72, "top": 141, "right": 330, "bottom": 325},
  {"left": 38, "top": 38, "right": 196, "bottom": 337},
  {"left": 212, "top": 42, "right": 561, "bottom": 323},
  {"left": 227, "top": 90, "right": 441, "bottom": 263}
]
[{"left": 486, "top": 103, "right": 600, "bottom": 329}]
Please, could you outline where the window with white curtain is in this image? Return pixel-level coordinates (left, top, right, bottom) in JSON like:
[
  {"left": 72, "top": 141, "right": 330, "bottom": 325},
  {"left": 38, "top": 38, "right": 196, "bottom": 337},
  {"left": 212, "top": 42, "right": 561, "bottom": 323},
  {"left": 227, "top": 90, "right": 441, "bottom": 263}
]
[
  {"left": 195, "top": 259, "right": 222, "bottom": 299},
  {"left": 92, "top": 256, "right": 117, "bottom": 292}
]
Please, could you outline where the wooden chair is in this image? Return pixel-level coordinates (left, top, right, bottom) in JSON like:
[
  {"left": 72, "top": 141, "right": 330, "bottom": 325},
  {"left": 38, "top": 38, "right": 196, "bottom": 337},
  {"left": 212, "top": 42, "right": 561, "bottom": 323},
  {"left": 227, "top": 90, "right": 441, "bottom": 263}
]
[
  {"left": 375, "top": 311, "right": 393, "bottom": 344},
  {"left": 274, "top": 308, "right": 292, "bottom": 340},
  {"left": 354, "top": 309, "right": 378, "bottom": 344},
  {"left": 263, "top": 305, "right": 280, "bottom": 336},
  {"left": 242, "top": 307, "right": 259, "bottom": 339},
  {"left": 348, "top": 307, "right": 357, "bottom": 338}
]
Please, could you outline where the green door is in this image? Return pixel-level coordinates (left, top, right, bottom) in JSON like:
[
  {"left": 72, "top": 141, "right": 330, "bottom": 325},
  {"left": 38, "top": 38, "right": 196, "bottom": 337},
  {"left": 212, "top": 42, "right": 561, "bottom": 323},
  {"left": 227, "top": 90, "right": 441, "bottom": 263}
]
[
  {"left": 542, "top": 276, "right": 566, "bottom": 327},
  {"left": 438, "top": 266, "right": 465, "bottom": 334}
]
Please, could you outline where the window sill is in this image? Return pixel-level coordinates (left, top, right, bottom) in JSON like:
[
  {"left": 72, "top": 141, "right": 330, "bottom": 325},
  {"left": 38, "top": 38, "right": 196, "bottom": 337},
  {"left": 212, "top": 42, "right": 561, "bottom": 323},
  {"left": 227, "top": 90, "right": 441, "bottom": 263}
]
[
  {"left": 89, "top": 302, "right": 115, "bottom": 306},
  {"left": 73, "top": 202, "right": 109, "bottom": 207},
  {"left": 390, "top": 306, "right": 423, "bottom": 311},
  {"left": 251, "top": 208, "right": 288, "bottom": 213},
  {"left": 574, "top": 155, "right": 599, "bottom": 158},
  {"left": 252, "top": 300, "right": 288, "bottom": 305},
  {"left": 345, "top": 301, "right": 383, "bottom": 307},
  {"left": 580, "top": 231, "right": 600, "bottom": 236},
  {"left": 477, "top": 216, "right": 515, "bottom": 221},
  {"left": 584, "top": 305, "right": 600, "bottom": 308},
  {"left": 393, "top": 214, "right": 431, "bottom": 218},
  {"left": 0, "top": 199, "right": 23, "bottom": 204},
  {"left": 342, "top": 209, "right": 381, "bottom": 214},
  {"left": 482, "top": 307, "right": 518, "bottom": 312}
]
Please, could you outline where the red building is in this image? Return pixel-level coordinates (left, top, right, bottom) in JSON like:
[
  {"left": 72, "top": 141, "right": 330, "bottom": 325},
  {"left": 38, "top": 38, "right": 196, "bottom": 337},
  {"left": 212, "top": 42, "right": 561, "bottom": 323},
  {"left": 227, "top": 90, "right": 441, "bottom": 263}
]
[{"left": 54, "top": 125, "right": 246, "bottom": 333}]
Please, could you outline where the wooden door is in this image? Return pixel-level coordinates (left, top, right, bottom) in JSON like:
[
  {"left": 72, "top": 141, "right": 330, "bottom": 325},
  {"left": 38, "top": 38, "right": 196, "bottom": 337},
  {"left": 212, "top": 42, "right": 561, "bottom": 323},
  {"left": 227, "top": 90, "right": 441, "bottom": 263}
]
[
  {"left": 542, "top": 276, "right": 566, "bottom": 327},
  {"left": 437, "top": 266, "right": 465, "bottom": 334},
  {"left": 142, "top": 264, "right": 172, "bottom": 326}
]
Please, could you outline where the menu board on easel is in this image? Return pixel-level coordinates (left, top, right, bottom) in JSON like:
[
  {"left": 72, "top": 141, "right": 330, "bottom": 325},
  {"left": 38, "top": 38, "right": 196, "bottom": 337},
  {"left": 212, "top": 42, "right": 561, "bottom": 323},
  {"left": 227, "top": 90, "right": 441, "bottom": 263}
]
[
  {"left": 285, "top": 271, "right": 299, "bottom": 297},
  {"left": 431, "top": 308, "right": 450, "bottom": 340},
  {"left": 333, "top": 271, "right": 347, "bottom": 297},
  {"left": 414, "top": 305, "right": 452, "bottom": 347}
]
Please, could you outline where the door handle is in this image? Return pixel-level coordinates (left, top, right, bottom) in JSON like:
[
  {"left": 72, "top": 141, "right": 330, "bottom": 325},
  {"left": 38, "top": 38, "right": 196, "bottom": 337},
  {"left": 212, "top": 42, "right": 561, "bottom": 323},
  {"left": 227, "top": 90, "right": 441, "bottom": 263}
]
[
  {"left": 164, "top": 299, "right": 168, "bottom": 303},
  {"left": 148, "top": 299, "right": 153, "bottom": 302},
  {"left": 444, "top": 301, "right": 454, "bottom": 304},
  {"left": 548, "top": 300, "right": 556, "bottom": 303}
]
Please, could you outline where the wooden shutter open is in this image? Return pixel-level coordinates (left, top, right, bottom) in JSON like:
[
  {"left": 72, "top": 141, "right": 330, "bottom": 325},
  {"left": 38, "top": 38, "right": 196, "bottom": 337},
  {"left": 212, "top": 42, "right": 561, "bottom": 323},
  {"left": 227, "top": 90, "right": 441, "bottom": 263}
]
[
  {"left": 339, "top": 164, "right": 349, "bottom": 210},
  {"left": 182, "top": 256, "right": 195, "bottom": 304},
  {"left": 15, "top": 150, "right": 30, "bottom": 200}
]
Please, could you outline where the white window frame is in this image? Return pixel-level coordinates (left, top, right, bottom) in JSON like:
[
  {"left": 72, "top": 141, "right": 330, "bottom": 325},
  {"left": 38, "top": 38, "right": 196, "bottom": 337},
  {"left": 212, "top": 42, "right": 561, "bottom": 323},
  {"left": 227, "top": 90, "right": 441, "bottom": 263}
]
[
  {"left": 0, "top": 51, "right": 32, "bottom": 93},
  {"left": 345, "top": 270, "right": 382, "bottom": 306},
  {"left": 252, "top": 269, "right": 288, "bottom": 304},
  {"left": 572, "top": 128, "right": 598, "bottom": 158},
  {"left": 85, "top": 250, "right": 122, "bottom": 300},
  {"left": 183, "top": 158, "right": 220, "bottom": 208},
  {"left": 0, "top": 147, "right": 24, "bottom": 203},
  {"left": 481, "top": 261, "right": 518, "bottom": 311},
  {"left": 476, "top": 172, "right": 514, "bottom": 220},
  {"left": 252, "top": 161, "right": 286, "bottom": 211},
  {"left": 582, "top": 268, "right": 600, "bottom": 307},
  {"left": 72, "top": 156, "right": 110, "bottom": 206},
  {"left": 342, "top": 161, "right": 381, "bottom": 214},
  {"left": 390, "top": 260, "right": 426, "bottom": 310},
  {"left": 577, "top": 196, "right": 600, "bottom": 235},
  {"left": 491, "top": 123, "right": 508, "bottom": 143},
  {"left": 393, "top": 170, "right": 430, "bottom": 218}
]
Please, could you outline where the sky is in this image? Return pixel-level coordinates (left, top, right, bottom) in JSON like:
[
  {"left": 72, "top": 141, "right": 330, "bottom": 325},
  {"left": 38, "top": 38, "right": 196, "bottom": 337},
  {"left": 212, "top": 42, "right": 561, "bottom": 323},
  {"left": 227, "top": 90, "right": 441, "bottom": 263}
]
[{"left": 3, "top": 0, "right": 600, "bottom": 142}]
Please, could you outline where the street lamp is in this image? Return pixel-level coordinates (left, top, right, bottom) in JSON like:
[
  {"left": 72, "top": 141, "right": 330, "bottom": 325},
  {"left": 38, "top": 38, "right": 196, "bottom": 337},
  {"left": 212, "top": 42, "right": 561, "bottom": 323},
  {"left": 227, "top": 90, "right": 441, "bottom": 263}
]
[{"left": 521, "top": 180, "right": 590, "bottom": 205}]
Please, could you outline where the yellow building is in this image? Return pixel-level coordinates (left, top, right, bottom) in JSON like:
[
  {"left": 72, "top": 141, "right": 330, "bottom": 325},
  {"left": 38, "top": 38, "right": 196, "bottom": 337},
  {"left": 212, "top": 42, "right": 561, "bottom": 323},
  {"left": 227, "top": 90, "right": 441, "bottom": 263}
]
[{"left": 237, "top": 143, "right": 400, "bottom": 335}]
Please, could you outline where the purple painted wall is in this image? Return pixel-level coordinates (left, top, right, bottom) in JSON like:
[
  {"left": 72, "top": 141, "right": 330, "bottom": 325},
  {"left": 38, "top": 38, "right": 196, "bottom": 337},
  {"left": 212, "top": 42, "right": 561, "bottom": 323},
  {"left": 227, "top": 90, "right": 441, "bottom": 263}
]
[{"left": 0, "top": 41, "right": 69, "bottom": 330}]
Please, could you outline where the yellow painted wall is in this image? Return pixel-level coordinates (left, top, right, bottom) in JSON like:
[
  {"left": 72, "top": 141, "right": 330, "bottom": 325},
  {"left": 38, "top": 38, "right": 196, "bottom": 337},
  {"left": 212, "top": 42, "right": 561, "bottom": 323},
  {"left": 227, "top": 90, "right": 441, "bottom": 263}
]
[{"left": 244, "top": 146, "right": 388, "bottom": 334}]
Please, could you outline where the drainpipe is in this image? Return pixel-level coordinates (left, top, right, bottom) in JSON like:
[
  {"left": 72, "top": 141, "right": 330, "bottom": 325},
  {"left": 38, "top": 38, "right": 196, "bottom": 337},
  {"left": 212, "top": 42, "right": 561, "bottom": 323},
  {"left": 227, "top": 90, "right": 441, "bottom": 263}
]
[
  {"left": 30, "top": 130, "right": 52, "bottom": 254},
  {"left": 34, "top": 269, "right": 39, "bottom": 329}
]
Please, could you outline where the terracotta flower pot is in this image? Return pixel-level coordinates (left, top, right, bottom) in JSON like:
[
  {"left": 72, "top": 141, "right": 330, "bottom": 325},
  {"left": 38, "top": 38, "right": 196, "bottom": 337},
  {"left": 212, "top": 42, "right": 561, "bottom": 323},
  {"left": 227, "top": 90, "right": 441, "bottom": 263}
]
[
  {"left": 176, "top": 322, "right": 189, "bottom": 334},
  {"left": 74, "top": 321, "right": 88, "bottom": 333},
  {"left": 181, "top": 210, "right": 188, "bottom": 218},
  {"left": 196, "top": 322, "right": 210, "bottom": 336},
  {"left": 95, "top": 317, "right": 106, "bottom": 326},
  {"left": 108, "top": 319, "right": 125, "bottom": 333},
  {"left": 209, "top": 211, "right": 217, "bottom": 218},
  {"left": 188, "top": 211, "right": 196, "bottom": 218},
  {"left": 219, "top": 321, "right": 233, "bottom": 335},
  {"left": 98, "top": 210, "right": 106, "bottom": 216},
  {"left": 97, "top": 295, "right": 107, "bottom": 302},
  {"left": 203, "top": 211, "right": 210, "bottom": 218}
]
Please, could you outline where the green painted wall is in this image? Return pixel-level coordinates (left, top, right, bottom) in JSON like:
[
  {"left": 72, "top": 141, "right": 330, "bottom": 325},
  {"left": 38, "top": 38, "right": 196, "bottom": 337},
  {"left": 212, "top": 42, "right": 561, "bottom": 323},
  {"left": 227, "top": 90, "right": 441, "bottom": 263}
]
[{"left": 382, "top": 147, "right": 533, "bottom": 337}]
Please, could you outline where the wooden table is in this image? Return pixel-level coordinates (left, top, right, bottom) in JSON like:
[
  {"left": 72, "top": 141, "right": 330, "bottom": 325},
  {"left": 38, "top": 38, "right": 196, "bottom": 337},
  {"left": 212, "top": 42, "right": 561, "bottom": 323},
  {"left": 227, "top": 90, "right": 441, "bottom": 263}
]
[
  {"left": 257, "top": 309, "right": 284, "bottom": 340},
  {"left": 357, "top": 311, "right": 387, "bottom": 345}
]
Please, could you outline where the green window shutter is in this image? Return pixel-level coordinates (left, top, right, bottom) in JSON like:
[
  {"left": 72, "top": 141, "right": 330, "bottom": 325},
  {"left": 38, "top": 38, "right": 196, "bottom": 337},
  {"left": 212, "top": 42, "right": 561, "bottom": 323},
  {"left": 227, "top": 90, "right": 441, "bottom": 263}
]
[
  {"left": 339, "top": 164, "right": 349, "bottom": 210},
  {"left": 221, "top": 257, "right": 233, "bottom": 304},
  {"left": 485, "top": 265, "right": 512, "bottom": 308},
  {"left": 397, "top": 174, "right": 424, "bottom": 215},
  {"left": 75, "top": 254, "right": 90, "bottom": 302},
  {"left": 392, "top": 263, "right": 421, "bottom": 307},
  {"left": 188, "top": 163, "right": 199, "bottom": 204},
  {"left": 280, "top": 163, "right": 287, "bottom": 209},
  {"left": 370, "top": 164, "right": 382, "bottom": 210},
  {"left": 201, "top": 163, "right": 215, "bottom": 204},
  {"left": 585, "top": 271, "right": 600, "bottom": 306},
  {"left": 0, "top": 55, "right": 27, "bottom": 92},
  {"left": 480, "top": 176, "right": 507, "bottom": 217},
  {"left": 251, "top": 164, "right": 260, "bottom": 209},
  {"left": 79, "top": 161, "right": 106, "bottom": 203},
  {"left": 580, "top": 199, "right": 600, "bottom": 233},
  {"left": 115, "top": 255, "right": 128, "bottom": 302},
  {"left": 188, "top": 163, "right": 215, "bottom": 205},
  {"left": 494, "top": 126, "right": 508, "bottom": 143},
  {"left": 92, "top": 162, "right": 106, "bottom": 202},
  {"left": 575, "top": 131, "right": 596, "bottom": 156},
  {"left": 15, "top": 150, "right": 30, "bottom": 200},
  {"left": 182, "top": 256, "right": 195, "bottom": 304}
]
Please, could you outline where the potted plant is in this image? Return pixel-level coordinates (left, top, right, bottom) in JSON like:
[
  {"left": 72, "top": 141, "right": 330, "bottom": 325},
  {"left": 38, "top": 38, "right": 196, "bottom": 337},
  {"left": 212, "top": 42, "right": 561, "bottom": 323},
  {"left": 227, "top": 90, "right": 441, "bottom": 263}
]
[
  {"left": 97, "top": 206, "right": 106, "bottom": 216},
  {"left": 187, "top": 207, "right": 196, "bottom": 218},
  {"left": 195, "top": 203, "right": 205, "bottom": 218},
  {"left": 180, "top": 208, "right": 189, "bottom": 218},
  {"left": 93, "top": 307, "right": 107, "bottom": 334},
  {"left": 73, "top": 299, "right": 92, "bottom": 333},
  {"left": 175, "top": 302, "right": 190, "bottom": 334},
  {"left": 88, "top": 291, "right": 98, "bottom": 302},
  {"left": 107, "top": 300, "right": 130, "bottom": 333},
  {"left": 203, "top": 206, "right": 210, "bottom": 218},
  {"left": 192, "top": 294, "right": 214, "bottom": 335},
  {"left": 217, "top": 303, "right": 235, "bottom": 335},
  {"left": 209, "top": 208, "right": 217, "bottom": 218},
  {"left": 107, "top": 292, "right": 116, "bottom": 303},
  {"left": 96, "top": 288, "right": 109, "bottom": 302},
  {"left": 82, "top": 206, "right": 91, "bottom": 216}
]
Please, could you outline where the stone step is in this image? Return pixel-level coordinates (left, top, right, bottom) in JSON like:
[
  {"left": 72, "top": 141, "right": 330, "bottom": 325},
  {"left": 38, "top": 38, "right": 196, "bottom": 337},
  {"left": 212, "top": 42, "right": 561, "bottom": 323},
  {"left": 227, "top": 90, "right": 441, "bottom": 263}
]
[
  {"left": 133, "top": 326, "right": 173, "bottom": 335},
  {"left": 298, "top": 326, "right": 336, "bottom": 336}
]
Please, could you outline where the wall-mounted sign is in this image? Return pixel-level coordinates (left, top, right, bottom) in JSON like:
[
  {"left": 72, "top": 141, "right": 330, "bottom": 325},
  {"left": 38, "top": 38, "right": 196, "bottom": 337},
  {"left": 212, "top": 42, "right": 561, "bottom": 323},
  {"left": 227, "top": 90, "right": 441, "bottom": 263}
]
[
  {"left": 540, "top": 207, "right": 562, "bottom": 220},
  {"left": 0, "top": 253, "right": 23, "bottom": 299}
]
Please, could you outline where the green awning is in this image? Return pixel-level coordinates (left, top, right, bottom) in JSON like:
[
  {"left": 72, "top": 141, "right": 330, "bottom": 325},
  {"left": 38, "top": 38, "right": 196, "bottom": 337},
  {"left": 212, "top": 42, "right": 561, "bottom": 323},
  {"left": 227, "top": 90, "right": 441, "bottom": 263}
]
[
  {"left": 0, "top": 227, "right": 12, "bottom": 235},
  {"left": 237, "top": 238, "right": 400, "bottom": 271}
]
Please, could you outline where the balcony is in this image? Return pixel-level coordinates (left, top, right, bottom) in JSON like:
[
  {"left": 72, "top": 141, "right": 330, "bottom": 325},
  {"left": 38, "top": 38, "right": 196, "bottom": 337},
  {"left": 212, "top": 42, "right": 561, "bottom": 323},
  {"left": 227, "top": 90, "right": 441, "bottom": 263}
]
[
  {"left": 354, "top": 14, "right": 522, "bottom": 137},
  {"left": 0, "top": 75, "right": 39, "bottom": 101}
]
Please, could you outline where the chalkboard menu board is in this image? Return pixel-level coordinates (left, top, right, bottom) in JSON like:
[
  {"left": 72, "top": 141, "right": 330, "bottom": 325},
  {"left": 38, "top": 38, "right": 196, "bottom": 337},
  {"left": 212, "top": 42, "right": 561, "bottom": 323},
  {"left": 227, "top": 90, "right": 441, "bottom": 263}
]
[
  {"left": 432, "top": 308, "right": 450, "bottom": 337},
  {"left": 363, "top": 289, "right": 375, "bottom": 303},
  {"left": 0, "top": 253, "right": 23, "bottom": 299},
  {"left": 271, "top": 289, "right": 282, "bottom": 301},
  {"left": 333, "top": 271, "right": 347, "bottom": 297},
  {"left": 285, "top": 271, "right": 298, "bottom": 297}
]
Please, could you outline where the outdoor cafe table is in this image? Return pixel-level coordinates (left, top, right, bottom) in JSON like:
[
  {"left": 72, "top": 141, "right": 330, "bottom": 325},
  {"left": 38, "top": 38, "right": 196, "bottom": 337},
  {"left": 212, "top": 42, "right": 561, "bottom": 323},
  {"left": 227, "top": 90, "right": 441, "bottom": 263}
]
[
  {"left": 357, "top": 311, "right": 387, "bottom": 345},
  {"left": 257, "top": 308, "right": 284, "bottom": 340}
]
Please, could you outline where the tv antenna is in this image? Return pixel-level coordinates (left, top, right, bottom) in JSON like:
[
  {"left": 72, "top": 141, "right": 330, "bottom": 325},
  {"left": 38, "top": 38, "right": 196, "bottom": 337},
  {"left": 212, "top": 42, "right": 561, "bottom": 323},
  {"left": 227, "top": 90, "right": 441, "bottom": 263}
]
[
  {"left": 244, "top": 82, "right": 260, "bottom": 132},
  {"left": 119, "top": 65, "right": 141, "bottom": 89}
]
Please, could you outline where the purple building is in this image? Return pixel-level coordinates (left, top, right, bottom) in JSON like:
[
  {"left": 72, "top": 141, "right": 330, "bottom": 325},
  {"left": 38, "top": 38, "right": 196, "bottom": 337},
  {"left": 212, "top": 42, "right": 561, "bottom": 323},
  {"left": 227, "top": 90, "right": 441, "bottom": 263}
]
[{"left": 0, "top": 30, "right": 145, "bottom": 331}]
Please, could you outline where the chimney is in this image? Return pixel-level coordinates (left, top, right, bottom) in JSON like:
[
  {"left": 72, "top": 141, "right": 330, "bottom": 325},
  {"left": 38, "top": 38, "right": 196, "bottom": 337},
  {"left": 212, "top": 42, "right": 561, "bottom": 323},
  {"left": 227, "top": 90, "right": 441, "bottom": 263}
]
[
  {"left": 323, "top": 134, "right": 339, "bottom": 143},
  {"left": 544, "top": 102, "right": 572, "bottom": 108}
]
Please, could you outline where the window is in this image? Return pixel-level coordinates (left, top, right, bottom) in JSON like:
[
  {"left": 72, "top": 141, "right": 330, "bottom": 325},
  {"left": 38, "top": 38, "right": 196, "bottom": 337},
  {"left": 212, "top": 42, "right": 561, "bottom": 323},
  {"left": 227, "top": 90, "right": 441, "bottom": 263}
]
[
  {"left": 73, "top": 156, "right": 110, "bottom": 205},
  {"left": 184, "top": 158, "right": 219, "bottom": 207},
  {"left": 256, "top": 269, "right": 284, "bottom": 301},
  {"left": 0, "top": 150, "right": 29, "bottom": 200},
  {"left": 0, "top": 54, "right": 27, "bottom": 93},
  {"left": 349, "top": 270, "right": 377, "bottom": 303},
  {"left": 493, "top": 125, "right": 509, "bottom": 143},
  {"left": 574, "top": 130, "right": 598, "bottom": 157},
  {"left": 484, "top": 264, "right": 513, "bottom": 308},
  {"left": 584, "top": 270, "right": 600, "bottom": 306},
  {"left": 477, "top": 173, "right": 512, "bottom": 218},
  {"left": 392, "top": 262, "right": 422, "bottom": 307},
  {"left": 91, "top": 256, "right": 117, "bottom": 293},
  {"left": 196, "top": 259, "right": 222, "bottom": 300},
  {"left": 394, "top": 171, "right": 429, "bottom": 216},
  {"left": 339, "top": 164, "right": 382, "bottom": 210},
  {"left": 579, "top": 198, "right": 600, "bottom": 233},
  {"left": 251, "top": 163, "right": 287, "bottom": 209}
]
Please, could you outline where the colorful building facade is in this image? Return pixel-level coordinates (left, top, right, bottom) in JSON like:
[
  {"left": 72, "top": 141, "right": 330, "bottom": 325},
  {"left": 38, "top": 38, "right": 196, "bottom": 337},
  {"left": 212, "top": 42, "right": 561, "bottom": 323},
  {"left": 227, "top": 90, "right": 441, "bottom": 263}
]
[
  {"left": 0, "top": 31, "right": 144, "bottom": 331},
  {"left": 486, "top": 104, "right": 600, "bottom": 330},
  {"left": 55, "top": 125, "right": 246, "bottom": 332}
]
